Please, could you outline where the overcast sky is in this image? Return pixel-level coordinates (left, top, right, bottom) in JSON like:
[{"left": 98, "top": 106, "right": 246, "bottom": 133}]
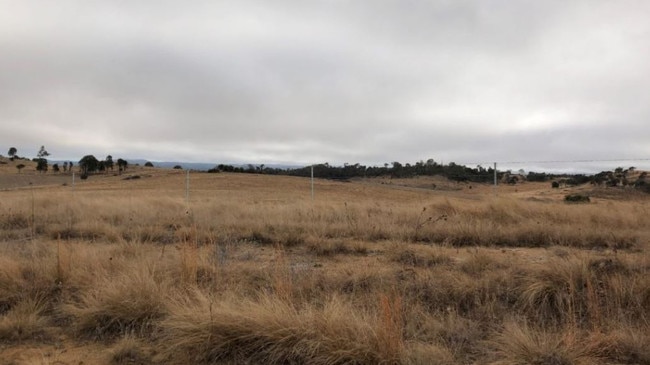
[{"left": 1, "top": 1, "right": 649, "bottom": 171}]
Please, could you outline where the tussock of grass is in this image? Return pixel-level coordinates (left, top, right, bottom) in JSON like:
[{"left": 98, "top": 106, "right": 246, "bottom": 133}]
[
  {"left": 63, "top": 266, "right": 168, "bottom": 339},
  {"left": 489, "top": 321, "right": 594, "bottom": 365},
  {"left": 460, "top": 251, "right": 504, "bottom": 276},
  {"left": 404, "top": 308, "right": 484, "bottom": 363},
  {"left": 0, "top": 298, "right": 49, "bottom": 342},
  {"left": 111, "top": 335, "right": 153, "bottom": 365},
  {"left": 0, "top": 211, "right": 29, "bottom": 230},
  {"left": 402, "top": 267, "right": 515, "bottom": 318},
  {"left": 517, "top": 256, "right": 648, "bottom": 329},
  {"left": 159, "top": 292, "right": 400, "bottom": 364},
  {"left": 518, "top": 258, "right": 594, "bottom": 327},
  {"left": 0, "top": 257, "right": 25, "bottom": 313},
  {"left": 591, "top": 327, "right": 650, "bottom": 364},
  {"left": 335, "top": 267, "right": 391, "bottom": 296},
  {"left": 387, "top": 244, "right": 452, "bottom": 268},
  {"left": 0, "top": 247, "right": 59, "bottom": 316},
  {"left": 307, "top": 239, "right": 355, "bottom": 256}
]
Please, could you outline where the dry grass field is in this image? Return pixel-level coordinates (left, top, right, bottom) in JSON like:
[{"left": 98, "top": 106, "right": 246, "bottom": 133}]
[{"left": 0, "top": 158, "right": 648, "bottom": 364}]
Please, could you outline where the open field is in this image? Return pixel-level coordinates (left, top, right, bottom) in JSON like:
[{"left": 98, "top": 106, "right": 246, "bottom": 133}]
[{"left": 0, "top": 166, "right": 648, "bottom": 364}]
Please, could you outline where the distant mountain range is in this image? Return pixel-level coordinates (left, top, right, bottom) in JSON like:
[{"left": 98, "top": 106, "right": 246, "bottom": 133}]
[
  {"left": 46, "top": 158, "right": 302, "bottom": 171},
  {"left": 106, "top": 159, "right": 301, "bottom": 171}
]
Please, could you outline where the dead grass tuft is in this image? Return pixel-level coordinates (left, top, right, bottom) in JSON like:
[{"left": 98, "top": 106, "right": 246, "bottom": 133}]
[
  {"left": 0, "top": 297, "right": 49, "bottom": 342},
  {"left": 489, "top": 321, "right": 594, "bottom": 365},
  {"left": 110, "top": 335, "right": 153, "bottom": 365},
  {"left": 591, "top": 327, "right": 650, "bottom": 364},
  {"left": 63, "top": 266, "right": 168, "bottom": 339},
  {"left": 159, "top": 291, "right": 396, "bottom": 364},
  {"left": 387, "top": 244, "right": 452, "bottom": 268}
]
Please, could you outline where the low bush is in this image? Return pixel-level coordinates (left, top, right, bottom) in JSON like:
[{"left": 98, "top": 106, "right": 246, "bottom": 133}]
[{"left": 564, "top": 194, "right": 590, "bottom": 203}]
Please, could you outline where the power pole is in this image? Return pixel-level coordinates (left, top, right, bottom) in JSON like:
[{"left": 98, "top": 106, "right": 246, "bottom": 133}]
[
  {"left": 185, "top": 170, "right": 190, "bottom": 203},
  {"left": 311, "top": 165, "right": 314, "bottom": 201}
]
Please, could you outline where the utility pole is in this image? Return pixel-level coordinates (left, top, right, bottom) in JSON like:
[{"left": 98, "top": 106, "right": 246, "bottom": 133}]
[
  {"left": 311, "top": 165, "right": 314, "bottom": 201},
  {"left": 185, "top": 170, "right": 190, "bottom": 203}
]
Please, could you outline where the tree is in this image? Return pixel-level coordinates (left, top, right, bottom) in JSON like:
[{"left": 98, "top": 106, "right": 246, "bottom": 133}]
[
  {"left": 173, "top": 165, "right": 182, "bottom": 169},
  {"left": 16, "top": 164, "right": 25, "bottom": 174},
  {"left": 52, "top": 163, "right": 60, "bottom": 173},
  {"left": 63, "top": 161, "right": 68, "bottom": 172},
  {"left": 105, "top": 155, "right": 114, "bottom": 171},
  {"left": 36, "top": 158, "right": 48, "bottom": 173},
  {"left": 7, "top": 147, "right": 17, "bottom": 160},
  {"left": 117, "top": 158, "right": 128, "bottom": 173},
  {"left": 35, "top": 145, "right": 50, "bottom": 173},
  {"left": 78, "top": 155, "right": 100, "bottom": 176},
  {"left": 37, "top": 146, "right": 49, "bottom": 159},
  {"left": 144, "top": 161, "right": 154, "bottom": 167}
]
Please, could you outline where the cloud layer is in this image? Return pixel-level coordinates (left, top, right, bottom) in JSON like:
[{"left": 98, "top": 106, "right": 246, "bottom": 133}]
[{"left": 2, "top": 1, "right": 649, "bottom": 171}]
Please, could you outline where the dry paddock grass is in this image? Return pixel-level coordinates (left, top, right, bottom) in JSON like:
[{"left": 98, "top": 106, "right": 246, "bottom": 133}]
[{"left": 0, "top": 171, "right": 648, "bottom": 364}]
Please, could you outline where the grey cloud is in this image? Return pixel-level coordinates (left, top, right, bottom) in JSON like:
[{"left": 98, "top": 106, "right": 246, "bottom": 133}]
[{"left": 1, "top": 1, "right": 649, "bottom": 171}]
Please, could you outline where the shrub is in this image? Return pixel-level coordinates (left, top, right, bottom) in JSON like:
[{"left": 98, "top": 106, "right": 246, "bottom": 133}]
[
  {"left": 634, "top": 180, "right": 650, "bottom": 194},
  {"left": 564, "top": 194, "right": 590, "bottom": 203}
]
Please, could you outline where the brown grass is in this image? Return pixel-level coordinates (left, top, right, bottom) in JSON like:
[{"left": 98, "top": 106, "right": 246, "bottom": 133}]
[
  {"left": 62, "top": 264, "right": 169, "bottom": 339},
  {"left": 489, "top": 320, "right": 594, "bottom": 365},
  {"left": 0, "top": 297, "right": 49, "bottom": 342},
  {"left": 0, "top": 170, "right": 648, "bottom": 363},
  {"left": 158, "top": 291, "right": 397, "bottom": 364}
]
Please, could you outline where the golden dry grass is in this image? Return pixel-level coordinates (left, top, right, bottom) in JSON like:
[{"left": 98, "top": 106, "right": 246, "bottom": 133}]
[{"left": 0, "top": 169, "right": 648, "bottom": 364}]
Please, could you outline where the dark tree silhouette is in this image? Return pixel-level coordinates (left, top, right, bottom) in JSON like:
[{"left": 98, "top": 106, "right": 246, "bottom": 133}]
[
  {"left": 105, "top": 155, "right": 114, "bottom": 171},
  {"left": 79, "top": 155, "right": 100, "bottom": 177},
  {"left": 117, "top": 158, "right": 128, "bottom": 173},
  {"left": 35, "top": 145, "right": 49, "bottom": 173},
  {"left": 7, "top": 147, "right": 17, "bottom": 160},
  {"left": 36, "top": 158, "right": 48, "bottom": 173}
]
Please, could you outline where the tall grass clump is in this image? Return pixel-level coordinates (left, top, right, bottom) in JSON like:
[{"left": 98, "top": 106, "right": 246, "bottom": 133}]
[
  {"left": 0, "top": 297, "right": 49, "bottom": 342},
  {"left": 159, "top": 290, "right": 401, "bottom": 364},
  {"left": 62, "top": 265, "right": 168, "bottom": 339},
  {"left": 110, "top": 335, "right": 153, "bottom": 365},
  {"left": 489, "top": 320, "right": 594, "bottom": 365},
  {"left": 518, "top": 258, "right": 595, "bottom": 328}
]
